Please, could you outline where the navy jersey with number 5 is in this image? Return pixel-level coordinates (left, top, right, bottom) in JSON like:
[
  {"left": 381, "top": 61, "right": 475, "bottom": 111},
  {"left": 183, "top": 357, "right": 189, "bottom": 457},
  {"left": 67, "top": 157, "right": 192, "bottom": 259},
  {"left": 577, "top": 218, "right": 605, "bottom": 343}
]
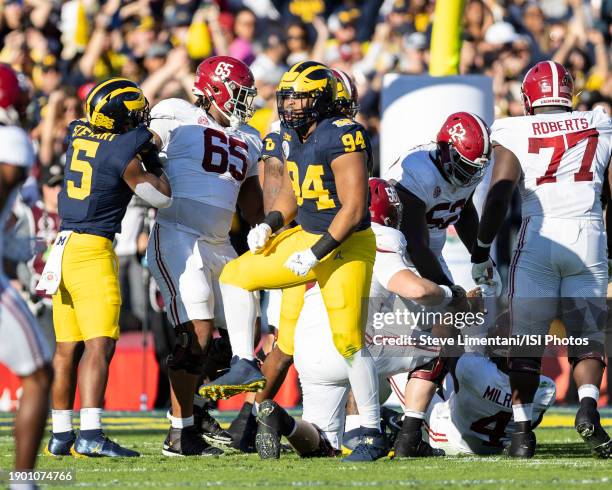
[
  {"left": 280, "top": 116, "right": 372, "bottom": 234},
  {"left": 59, "top": 119, "right": 153, "bottom": 239}
]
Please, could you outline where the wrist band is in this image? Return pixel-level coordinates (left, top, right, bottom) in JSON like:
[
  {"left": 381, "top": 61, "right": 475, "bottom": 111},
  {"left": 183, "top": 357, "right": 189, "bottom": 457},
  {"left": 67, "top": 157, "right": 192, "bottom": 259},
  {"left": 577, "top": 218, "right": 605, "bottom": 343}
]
[
  {"left": 439, "top": 285, "right": 453, "bottom": 298},
  {"left": 263, "top": 211, "right": 284, "bottom": 233},
  {"left": 311, "top": 232, "right": 341, "bottom": 260},
  {"left": 477, "top": 238, "right": 492, "bottom": 249}
]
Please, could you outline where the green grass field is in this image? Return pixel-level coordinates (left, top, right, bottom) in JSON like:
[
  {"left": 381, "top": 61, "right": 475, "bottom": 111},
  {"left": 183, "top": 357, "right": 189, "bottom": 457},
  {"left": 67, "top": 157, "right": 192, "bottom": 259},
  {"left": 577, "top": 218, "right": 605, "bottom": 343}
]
[{"left": 0, "top": 409, "right": 610, "bottom": 490}]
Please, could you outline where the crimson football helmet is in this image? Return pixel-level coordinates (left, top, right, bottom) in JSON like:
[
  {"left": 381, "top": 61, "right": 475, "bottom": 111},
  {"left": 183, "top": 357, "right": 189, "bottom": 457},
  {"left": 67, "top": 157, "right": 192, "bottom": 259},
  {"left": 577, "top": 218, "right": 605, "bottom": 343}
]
[
  {"left": 436, "top": 112, "right": 491, "bottom": 188},
  {"left": 369, "top": 178, "right": 403, "bottom": 229},
  {"left": 193, "top": 56, "right": 257, "bottom": 128},
  {"left": 332, "top": 69, "right": 359, "bottom": 118},
  {"left": 521, "top": 60, "right": 573, "bottom": 115},
  {"left": 0, "top": 63, "right": 24, "bottom": 126}
]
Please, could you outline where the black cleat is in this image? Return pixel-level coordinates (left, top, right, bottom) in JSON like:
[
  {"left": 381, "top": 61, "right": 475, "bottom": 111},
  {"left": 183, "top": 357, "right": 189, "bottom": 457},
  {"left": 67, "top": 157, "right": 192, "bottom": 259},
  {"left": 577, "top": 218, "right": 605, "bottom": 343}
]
[
  {"left": 575, "top": 404, "right": 612, "bottom": 458},
  {"left": 255, "top": 400, "right": 284, "bottom": 459},
  {"left": 227, "top": 402, "right": 257, "bottom": 453},
  {"left": 194, "top": 405, "right": 232, "bottom": 446},
  {"left": 44, "top": 431, "right": 76, "bottom": 457},
  {"left": 162, "top": 426, "right": 224, "bottom": 457},
  {"left": 505, "top": 431, "right": 536, "bottom": 458},
  {"left": 393, "top": 428, "right": 445, "bottom": 458}
]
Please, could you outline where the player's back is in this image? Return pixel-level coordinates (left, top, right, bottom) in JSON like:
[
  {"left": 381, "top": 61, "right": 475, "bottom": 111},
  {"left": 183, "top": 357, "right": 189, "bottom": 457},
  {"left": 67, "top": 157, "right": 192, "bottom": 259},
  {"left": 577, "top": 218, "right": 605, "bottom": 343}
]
[
  {"left": 58, "top": 119, "right": 152, "bottom": 239},
  {"left": 491, "top": 107, "right": 612, "bottom": 220},
  {"left": 150, "top": 98, "right": 260, "bottom": 240}
]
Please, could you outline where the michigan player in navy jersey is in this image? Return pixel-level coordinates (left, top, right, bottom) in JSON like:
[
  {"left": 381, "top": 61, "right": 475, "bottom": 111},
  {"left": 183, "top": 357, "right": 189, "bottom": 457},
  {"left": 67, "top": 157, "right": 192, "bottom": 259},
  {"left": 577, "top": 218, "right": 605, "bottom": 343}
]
[
  {"left": 42, "top": 78, "right": 172, "bottom": 458},
  {"left": 202, "top": 62, "right": 387, "bottom": 462}
]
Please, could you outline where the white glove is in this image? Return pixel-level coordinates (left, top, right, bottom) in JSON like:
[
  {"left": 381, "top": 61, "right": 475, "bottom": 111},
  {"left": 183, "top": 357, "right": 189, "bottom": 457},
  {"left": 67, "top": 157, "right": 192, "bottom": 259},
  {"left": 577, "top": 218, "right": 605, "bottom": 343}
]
[
  {"left": 471, "top": 258, "right": 503, "bottom": 297},
  {"left": 284, "top": 249, "right": 319, "bottom": 276},
  {"left": 247, "top": 223, "right": 272, "bottom": 254}
]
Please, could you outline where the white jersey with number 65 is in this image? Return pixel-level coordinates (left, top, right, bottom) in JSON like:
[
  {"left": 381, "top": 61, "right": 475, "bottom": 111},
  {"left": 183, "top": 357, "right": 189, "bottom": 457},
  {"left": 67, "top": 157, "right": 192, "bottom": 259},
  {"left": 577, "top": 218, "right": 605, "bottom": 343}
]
[
  {"left": 491, "top": 106, "right": 612, "bottom": 220},
  {"left": 149, "top": 98, "right": 261, "bottom": 241}
]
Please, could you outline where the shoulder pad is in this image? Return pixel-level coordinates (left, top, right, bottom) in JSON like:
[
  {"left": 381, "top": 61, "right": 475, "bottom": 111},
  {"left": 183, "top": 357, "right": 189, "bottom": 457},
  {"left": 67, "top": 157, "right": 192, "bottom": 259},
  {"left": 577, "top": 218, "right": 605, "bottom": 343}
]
[{"left": 150, "top": 98, "right": 195, "bottom": 121}]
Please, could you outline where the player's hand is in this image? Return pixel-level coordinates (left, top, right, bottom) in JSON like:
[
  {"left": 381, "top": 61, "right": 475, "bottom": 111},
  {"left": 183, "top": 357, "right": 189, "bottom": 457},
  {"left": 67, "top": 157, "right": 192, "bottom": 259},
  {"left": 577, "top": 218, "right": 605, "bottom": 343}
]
[
  {"left": 284, "top": 249, "right": 319, "bottom": 276},
  {"left": 471, "top": 258, "right": 503, "bottom": 296},
  {"left": 247, "top": 223, "right": 272, "bottom": 254}
]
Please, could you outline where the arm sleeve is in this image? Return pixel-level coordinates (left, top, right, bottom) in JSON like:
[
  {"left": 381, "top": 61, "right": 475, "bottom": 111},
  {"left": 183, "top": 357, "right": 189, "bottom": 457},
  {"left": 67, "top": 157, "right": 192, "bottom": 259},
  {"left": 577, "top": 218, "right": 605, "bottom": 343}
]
[
  {"left": 116, "top": 126, "right": 155, "bottom": 177},
  {"left": 260, "top": 131, "right": 284, "bottom": 161}
]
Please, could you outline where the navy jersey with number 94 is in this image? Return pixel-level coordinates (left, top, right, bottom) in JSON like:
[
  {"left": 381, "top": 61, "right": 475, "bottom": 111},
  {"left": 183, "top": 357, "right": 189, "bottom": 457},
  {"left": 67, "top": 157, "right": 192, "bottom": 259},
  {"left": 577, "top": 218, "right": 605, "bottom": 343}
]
[
  {"left": 280, "top": 116, "right": 372, "bottom": 234},
  {"left": 58, "top": 119, "right": 153, "bottom": 239}
]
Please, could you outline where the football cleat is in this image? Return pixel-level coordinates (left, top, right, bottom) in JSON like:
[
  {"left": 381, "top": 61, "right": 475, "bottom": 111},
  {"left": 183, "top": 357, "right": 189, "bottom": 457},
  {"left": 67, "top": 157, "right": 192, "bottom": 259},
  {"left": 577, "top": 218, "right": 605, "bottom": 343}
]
[
  {"left": 393, "top": 429, "right": 445, "bottom": 458},
  {"left": 162, "top": 426, "right": 224, "bottom": 457},
  {"left": 194, "top": 404, "right": 232, "bottom": 446},
  {"left": 227, "top": 402, "right": 257, "bottom": 453},
  {"left": 342, "top": 428, "right": 389, "bottom": 462},
  {"left": 198, "top": 356, "right": 266, "bottom": 400},
  {"left": 505, "top": 431, "right": 536, "bottom": 458},
  {"left": 44, "top": 431, "right": 76, "bottom": 457},
  {"left": 575, "top": 403, "right": 612, "bottom": 458},
  {"left": 341, "top": 427, "right": 362, "bottom": 454},
  {"left": 71, "top": 432, "right": 139, "bottom": 458},
  {"left": 255, "top": 400, "right": 288, "bottom": 459}
]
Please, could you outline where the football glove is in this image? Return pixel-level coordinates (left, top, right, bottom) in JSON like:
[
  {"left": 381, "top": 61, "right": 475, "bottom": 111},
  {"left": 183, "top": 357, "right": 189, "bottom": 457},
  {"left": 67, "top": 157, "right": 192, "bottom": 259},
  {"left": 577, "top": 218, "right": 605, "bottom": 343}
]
[
  {"left": 471, "top": 258, "right": 503, "bottom": 297},
  {"left": 247, "top": 223, "right": 272, "bottom": 254},
  {"left": 284, "top": 249, "right": 318, "bottom": 276}
]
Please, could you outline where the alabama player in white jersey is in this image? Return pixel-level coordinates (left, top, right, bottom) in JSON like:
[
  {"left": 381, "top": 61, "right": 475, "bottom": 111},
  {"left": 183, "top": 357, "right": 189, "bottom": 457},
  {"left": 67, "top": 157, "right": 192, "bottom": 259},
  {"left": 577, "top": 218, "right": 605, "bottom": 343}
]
[
  {"left": 386, "top": 112, "right": 498, "bottom": 292},
  {"left": 471, "top": 60, "right": 612, "bottom": 458},
  {"left": 146, "top": 55, "right": 263, "bottom": 456},
  {"left": 254, "top": 178, "right": 473, "bottom": 459},
  {"left": 0, "top": 64, "right": 52, "bottom": 490}
]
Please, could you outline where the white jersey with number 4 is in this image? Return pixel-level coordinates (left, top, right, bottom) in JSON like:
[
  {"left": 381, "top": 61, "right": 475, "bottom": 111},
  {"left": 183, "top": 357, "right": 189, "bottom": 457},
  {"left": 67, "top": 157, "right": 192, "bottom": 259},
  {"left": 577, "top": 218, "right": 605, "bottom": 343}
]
[
  {"left": 422, "top": 353, "right": 556, "bottom": 455},
  {"left": 150, "top": 98, "right": 261, "bottom": 242},
  {"left": 385, "top": 144, "right": 478, "bottom": 277},
  {"left": 491, "top": 107, "right": 612, "bottom": 220}
]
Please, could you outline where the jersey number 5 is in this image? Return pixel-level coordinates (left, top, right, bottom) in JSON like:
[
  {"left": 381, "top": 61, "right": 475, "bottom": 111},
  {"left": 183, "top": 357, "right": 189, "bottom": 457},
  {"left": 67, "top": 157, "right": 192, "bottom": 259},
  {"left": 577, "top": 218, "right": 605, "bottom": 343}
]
[
  {"left": 286, "top": 161, "right": 335, "bottom": 210},
  {"left": 66, "top": 138, "right": 99, "bottom": 200},
  {"left": 202, "top": 128, "right": 249, "bottom": 181},
  {"left": 530, "top": 129, "right": 599, "bottom": 186}
]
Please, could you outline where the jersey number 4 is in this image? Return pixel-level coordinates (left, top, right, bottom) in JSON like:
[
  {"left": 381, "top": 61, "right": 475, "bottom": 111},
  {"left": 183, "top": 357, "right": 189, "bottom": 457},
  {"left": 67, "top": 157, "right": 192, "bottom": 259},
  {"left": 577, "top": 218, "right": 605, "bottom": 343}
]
[
  {"left": 470, "top": 410, "right": 512, "bottom": 447},
  {"left": 286, "top": 162, "right": 335, "bottom": 210},
  {"left": 202, "top": 128, "right": 249, "bottom": 181},
  {"left": 66, "top": 138, "right": 99, "bottom": 200},
  {"left": 530, "top": 129, "right": 599, "bottom": 186}
]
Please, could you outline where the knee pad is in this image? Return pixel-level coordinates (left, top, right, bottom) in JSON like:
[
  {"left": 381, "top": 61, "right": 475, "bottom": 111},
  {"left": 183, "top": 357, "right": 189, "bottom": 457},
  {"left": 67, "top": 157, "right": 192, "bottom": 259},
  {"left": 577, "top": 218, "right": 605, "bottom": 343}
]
[
  {"left": 569, "top": 344, "right": 607, "bottom": 369},
  {"left": 507, "top": 357, "right": 541, "bottom": 375},
  {"left": 409, "top": 357, "right": 446, "bottom": 384},
  {"left": 167, "top": 326, "right": 205, "bottom": 376}
]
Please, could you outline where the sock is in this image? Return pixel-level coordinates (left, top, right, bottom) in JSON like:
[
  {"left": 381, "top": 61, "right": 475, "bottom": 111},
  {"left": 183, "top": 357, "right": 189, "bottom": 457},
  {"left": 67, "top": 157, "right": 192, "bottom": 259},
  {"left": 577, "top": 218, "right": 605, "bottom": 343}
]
[
  {"left": 344, "top": 347, "right": 380, "bottom": 431},
  {"left": 344, "top": 414, "right": 361, "bottom": 433},
  {"left": 170, "top": 415, "right": 194, "bottom": 429},
  {"left": 513, "top": 403, "right": 533, "bottom": 432},
  {"left": 578, "top": 384, "right": 599, "bottom": 405},
  {"left": 193, "top": 395, "right": 206, "bottom": 408},
  {"left": 402, "top": 410, "right": 425, "bottom": 432},
  {"left": 80, "top": 408, "right": 102, "bottom": 432},
  {"left": 52, "top": 409, "right": 73, "bottom": 434},
  {"left": 251, "top": 401, "right": 259, "bottom": 416},
  {"left": 220, "top": 283, "right": 257, "bottom": 360}
]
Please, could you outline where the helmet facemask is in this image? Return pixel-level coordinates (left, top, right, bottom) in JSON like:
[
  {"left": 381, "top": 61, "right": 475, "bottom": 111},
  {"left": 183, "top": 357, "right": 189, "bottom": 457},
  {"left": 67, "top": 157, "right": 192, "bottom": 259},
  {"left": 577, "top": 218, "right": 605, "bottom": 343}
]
[
  {"left": 210, "top": 79, "right": 256, "bottom": 129},
  {"left": 440, "top": 142, "right": 488, "bottom": 188},
  {"left": 277, "top": 89, "right": 326, "bottom": 130}
]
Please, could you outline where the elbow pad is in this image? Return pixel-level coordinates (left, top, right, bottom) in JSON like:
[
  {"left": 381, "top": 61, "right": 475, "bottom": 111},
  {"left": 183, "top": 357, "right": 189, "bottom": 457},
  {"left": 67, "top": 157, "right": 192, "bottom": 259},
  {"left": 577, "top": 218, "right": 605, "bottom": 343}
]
[{"left": 134, "top": 181, "right": 172, "bottom": 209}]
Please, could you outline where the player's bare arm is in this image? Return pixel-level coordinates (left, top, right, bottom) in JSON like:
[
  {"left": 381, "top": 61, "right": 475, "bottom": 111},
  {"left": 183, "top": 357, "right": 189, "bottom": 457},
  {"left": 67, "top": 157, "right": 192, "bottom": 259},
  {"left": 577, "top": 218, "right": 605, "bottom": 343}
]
[
  {"left": 454, "top": 194, "right": 478, "bottom": 252},
  {"left": 386, "top": 268, "right": 448, "bottom": 305},
  {"left": 263, "top": 155, "right": 284, "bottom": 214},
  {"left": 237, "top": 175, "right": 264, "bottom": 226},
  {"left": 471, "top": 145, "right": 521, "bottom": 264},
  {"left": 327, "top": 150, "right": 369, "bottom": 242},
  {"left": 122, "top": 158, "right": 172, "bottom": 208},
  {"left": 0, "top": 163, "right": 25, "bottom": 210},
  {"left": 394, "top": 183, "right": 453, "bottom": 286}
]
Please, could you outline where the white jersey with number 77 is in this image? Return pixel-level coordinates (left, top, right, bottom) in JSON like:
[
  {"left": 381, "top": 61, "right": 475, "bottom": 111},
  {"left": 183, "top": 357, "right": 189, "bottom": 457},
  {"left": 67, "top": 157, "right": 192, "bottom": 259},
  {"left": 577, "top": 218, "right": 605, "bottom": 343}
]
[{"left": 490, "top": 106, "right": 612, "bottom": 220}]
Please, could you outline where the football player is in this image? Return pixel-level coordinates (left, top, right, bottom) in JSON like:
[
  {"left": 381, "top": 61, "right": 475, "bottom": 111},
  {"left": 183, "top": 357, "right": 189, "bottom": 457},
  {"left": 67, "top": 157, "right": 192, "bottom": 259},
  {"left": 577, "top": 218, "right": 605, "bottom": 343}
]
[
  {"left": 254, "top": 178, "right": 468, "bottom": 459},
  {"left": 201, "top": 62, "right": 386, "bottom": 461},
  {"left": 386, "top": 112, "right": 496, "bottom": 289},
  {"left": 41, "top": 78, "right": 172, "bottom": 457},
  {"left": 0, "top": 63, "right": 53, "bottom": 490},
  {"left": 471, "top": 61, "right": 612, "bottom": 458},
  {"left": 146, "top": 56, "right": 262, "bottom": 456}
]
